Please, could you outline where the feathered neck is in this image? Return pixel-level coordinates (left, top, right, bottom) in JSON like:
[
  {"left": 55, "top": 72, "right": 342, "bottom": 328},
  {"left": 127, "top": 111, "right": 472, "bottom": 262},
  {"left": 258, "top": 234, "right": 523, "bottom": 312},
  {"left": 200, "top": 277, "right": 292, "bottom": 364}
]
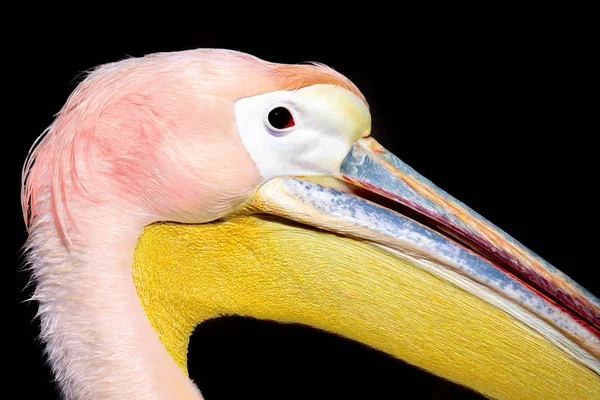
[{"left": 25, "top": 198, "right": 202, "bottom": 400}]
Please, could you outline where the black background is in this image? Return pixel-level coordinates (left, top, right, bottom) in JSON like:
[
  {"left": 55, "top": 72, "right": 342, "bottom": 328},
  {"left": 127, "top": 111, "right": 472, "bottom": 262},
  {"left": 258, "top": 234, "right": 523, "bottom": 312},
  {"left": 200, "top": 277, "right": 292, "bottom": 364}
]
[{"left": 12, "top": 14, "right": 597, "bottom": 400}]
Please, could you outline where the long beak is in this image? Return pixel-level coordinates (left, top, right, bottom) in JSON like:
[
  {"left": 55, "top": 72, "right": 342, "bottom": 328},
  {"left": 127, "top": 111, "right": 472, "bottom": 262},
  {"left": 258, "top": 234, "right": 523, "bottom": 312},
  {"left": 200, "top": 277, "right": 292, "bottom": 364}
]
[
  {"left": 133, "top": 134, "right": 600, "bottom": 399},
  {"left": 249, "top": 137, "right": 600, "bottom": 374}
]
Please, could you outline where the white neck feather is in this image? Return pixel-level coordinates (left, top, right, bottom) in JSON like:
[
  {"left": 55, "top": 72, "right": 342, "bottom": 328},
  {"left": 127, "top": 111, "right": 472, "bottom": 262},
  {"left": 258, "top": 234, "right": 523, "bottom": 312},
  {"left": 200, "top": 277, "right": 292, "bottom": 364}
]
[{"left": 27, "top": 204, "right": 202, "bottom": 400}]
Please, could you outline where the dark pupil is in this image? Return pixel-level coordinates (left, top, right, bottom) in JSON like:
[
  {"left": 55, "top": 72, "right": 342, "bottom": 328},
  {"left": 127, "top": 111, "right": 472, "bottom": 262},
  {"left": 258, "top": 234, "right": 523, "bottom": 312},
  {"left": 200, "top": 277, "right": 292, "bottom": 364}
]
[{"left": 268, "top": 107, "right": 294, "bottom": 129}]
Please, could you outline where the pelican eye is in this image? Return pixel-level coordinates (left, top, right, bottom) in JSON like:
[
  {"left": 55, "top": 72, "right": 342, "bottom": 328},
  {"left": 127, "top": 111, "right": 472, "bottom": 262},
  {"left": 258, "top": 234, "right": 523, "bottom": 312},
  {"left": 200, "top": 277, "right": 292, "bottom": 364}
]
[{"left": 267, "top": 107, "right": 295, "bottom": 131}]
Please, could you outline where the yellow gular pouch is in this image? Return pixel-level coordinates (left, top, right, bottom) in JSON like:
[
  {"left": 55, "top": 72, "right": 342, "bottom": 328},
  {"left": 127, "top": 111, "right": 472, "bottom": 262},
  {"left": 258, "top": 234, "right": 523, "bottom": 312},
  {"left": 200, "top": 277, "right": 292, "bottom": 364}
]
[{"left": 132, "top": 214, "right": 600, "bottom": 400}]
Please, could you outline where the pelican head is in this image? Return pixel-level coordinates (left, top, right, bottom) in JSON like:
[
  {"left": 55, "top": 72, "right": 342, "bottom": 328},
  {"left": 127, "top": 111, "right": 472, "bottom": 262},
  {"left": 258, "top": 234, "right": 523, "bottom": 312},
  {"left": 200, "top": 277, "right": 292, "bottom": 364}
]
[{"left": 22, "top": 49, "right": 599, "bottom": 399}]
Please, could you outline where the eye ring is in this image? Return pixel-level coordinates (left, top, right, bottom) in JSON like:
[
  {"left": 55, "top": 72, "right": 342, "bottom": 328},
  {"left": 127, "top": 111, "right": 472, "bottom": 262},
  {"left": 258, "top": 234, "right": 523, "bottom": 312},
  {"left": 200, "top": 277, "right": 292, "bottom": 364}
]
[{"left": 265, "top": 106, "right": 295, "bottom": 135}]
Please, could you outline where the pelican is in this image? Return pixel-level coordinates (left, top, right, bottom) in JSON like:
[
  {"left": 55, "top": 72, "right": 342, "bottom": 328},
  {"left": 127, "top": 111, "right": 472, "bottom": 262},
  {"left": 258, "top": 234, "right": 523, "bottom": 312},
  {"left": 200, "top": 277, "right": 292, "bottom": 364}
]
[{"left": 21, "top": 48, "right": 599, "bottom": 399}]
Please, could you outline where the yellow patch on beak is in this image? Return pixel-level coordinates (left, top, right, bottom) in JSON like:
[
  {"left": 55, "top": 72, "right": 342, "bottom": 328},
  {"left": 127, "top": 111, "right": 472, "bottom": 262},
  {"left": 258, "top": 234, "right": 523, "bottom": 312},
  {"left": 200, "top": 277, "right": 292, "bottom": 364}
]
[
  {"left": 295, "top": 83, "right": 371, "bottom": 140},
  {"left": 133, "top": 215, "right": 599, "bottom": 400}
]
